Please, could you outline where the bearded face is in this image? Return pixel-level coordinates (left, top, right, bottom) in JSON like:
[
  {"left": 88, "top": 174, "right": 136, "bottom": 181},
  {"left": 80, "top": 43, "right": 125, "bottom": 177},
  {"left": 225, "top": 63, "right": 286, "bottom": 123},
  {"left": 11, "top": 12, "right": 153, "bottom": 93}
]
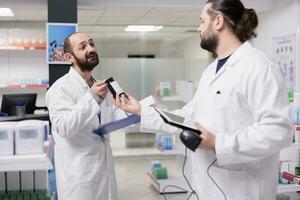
[
  {"left": 66, "top": 33, "right": 100, "bottom": 72},
  {"left": 72, "top": 50, "right": 99, "bottom": 72},
  {"left": 200, "top": 22, "right": 218, "bottom": 54}
]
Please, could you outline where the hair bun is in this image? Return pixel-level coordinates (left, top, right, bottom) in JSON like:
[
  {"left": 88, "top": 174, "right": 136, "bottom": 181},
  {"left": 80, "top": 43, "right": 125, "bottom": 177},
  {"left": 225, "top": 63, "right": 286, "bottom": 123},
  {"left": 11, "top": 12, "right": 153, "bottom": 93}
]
[{"left": 234, "top": 8, "right": 258, "bottom": 42}]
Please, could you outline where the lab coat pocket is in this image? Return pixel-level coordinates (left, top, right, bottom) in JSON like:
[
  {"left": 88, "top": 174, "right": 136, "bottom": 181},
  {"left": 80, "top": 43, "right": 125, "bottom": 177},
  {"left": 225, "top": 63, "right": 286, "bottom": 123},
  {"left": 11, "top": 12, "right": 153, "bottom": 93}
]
[
  {"left": 214, "top": 94, "right": 237, "bottom": 132},
  {"left": 67, "top": 154, "right": 99, "bottom": 183},
  {"left": 212, "top": 165, "right": 246, "bottom": 200}
]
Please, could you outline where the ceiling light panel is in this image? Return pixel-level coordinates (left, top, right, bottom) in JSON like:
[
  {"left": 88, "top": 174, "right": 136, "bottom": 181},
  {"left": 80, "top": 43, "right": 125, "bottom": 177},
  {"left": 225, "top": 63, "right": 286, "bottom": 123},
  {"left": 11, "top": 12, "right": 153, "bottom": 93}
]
[
  {"left": 125, "top": 25, "right": 163, "bottom": 32},
  {"left": 0, "top": 8, "right": 14, "bottom": 17}
]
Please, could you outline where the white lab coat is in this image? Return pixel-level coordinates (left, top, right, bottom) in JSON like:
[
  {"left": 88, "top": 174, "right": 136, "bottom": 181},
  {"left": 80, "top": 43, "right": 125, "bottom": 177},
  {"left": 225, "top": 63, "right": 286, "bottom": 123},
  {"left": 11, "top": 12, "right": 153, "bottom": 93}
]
[
  {"left": 46, "top": 67, "right": 123, "bottom": 200},
  {"left": 141, "top": 41, "right": 293, "bottom": 200}
]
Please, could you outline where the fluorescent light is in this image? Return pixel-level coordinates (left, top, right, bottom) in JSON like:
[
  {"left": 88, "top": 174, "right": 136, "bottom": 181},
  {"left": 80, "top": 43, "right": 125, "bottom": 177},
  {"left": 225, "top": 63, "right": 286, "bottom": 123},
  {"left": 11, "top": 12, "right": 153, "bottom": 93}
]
[
  {"left": 0, "top": 8, "right": 14, "bottom": 17},
  {"left": 125, "top": 25, "right": 163, "bottom": 32}
]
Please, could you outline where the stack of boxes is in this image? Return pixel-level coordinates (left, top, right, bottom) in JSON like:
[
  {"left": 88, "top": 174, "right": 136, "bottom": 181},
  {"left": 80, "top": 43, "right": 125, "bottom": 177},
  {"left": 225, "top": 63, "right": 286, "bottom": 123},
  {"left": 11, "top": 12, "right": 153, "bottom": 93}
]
[
  {"left": 0, "top": 120, "right": 47, "bottom": 156},
  {"left": 151, "top": 160, "right": 168, "bottom": 180},
  {"left": 0, "top": 120, "right": 50, "bottom": 199}
]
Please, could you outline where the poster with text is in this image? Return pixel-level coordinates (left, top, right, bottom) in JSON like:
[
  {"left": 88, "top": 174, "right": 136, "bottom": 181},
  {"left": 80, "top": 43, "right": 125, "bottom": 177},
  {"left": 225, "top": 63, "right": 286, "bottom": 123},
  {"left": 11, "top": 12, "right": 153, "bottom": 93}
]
[
  {"left": 47, "top": 23, "right": 77, "bottom": 64},
  {"left": 273, "top": 34, "right": 296, "bottom": 92}
]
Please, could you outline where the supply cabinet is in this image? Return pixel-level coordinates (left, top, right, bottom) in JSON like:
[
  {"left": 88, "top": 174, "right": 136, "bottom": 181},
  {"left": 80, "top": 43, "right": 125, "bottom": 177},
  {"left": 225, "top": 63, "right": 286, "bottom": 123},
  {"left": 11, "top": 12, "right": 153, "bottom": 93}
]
[
  {"left": 0, "top": 120, "right": 53, "bottom": 200},
  {"left": 278, "top": 138, "right": 300, "bottom": 193}
]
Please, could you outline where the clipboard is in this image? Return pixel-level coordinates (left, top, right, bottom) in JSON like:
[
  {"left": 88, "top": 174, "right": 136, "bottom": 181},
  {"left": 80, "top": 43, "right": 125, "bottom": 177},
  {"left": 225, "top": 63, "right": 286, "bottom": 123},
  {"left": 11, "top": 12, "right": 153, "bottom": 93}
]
[
  {"left": 154, "top": 107, "right": 201, "bottom": 134},
  {"left": 92, "top": 95, "right": 154, "bottom": 136},
  {"left": 93, "top": 114, "right": 141, "bottom": 136}
]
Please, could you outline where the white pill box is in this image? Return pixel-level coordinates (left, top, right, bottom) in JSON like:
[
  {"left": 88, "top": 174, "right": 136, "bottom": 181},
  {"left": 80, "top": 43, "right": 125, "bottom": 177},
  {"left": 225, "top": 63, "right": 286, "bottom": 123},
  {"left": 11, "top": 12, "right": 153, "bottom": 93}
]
[
  {"left": 15, "top": 120, "right": 44, "bottom": 154},
  {"left": 0, "top": 122, "right": 15, "bottom": 156}
]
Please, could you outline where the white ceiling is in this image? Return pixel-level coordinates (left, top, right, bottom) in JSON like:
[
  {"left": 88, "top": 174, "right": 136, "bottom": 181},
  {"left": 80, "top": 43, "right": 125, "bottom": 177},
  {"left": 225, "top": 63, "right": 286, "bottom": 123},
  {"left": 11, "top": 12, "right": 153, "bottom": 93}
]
[{"left": 0, "top": 0, "right": 276, "bottom": 43}]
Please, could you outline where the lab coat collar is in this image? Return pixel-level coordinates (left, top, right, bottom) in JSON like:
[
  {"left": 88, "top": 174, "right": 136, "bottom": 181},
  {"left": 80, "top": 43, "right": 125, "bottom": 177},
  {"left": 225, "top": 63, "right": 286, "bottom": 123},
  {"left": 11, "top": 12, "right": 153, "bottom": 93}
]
[
  {"left": 69, "top": 67, "right": 90, "bottom": 89},
  {"left": 225, "top": 41, "right": 252, "bottom": 67},
  {"left": 208, "top": 41, "right": 253, "bottom": 85}
]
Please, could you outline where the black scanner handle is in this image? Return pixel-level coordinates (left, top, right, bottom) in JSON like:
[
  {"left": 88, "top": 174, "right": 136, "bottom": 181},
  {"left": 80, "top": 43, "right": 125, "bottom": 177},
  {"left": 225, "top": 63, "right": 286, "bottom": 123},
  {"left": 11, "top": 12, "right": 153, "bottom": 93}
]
[{"left": 180, "top": 130, "right": 202, "bottom": 152}]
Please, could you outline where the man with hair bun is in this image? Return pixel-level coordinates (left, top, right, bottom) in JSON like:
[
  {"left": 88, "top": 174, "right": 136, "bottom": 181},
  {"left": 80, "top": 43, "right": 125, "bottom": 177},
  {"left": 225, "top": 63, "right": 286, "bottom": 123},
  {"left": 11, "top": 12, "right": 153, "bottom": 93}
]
[{"left": 113, "top": 0, "right": 293, "bottom": 199}]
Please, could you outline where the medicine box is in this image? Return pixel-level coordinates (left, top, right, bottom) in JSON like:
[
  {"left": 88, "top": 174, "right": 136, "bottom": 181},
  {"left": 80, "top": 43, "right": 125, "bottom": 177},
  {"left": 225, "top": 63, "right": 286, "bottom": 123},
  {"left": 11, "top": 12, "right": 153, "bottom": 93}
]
[
  {"left": 0, "top": 122, "right": 15, "bottom": 156},
  {"left": 15, "top": 120, "right": 44, "bottom": 154}
]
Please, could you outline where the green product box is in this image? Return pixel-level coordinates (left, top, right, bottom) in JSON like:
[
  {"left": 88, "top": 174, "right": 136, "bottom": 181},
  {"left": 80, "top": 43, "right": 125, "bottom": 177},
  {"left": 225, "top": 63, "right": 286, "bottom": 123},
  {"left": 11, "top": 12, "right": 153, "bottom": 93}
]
[
  {"left": 288, "top": 91, "right": 294, "bottom": 102},
  {"left": 295, "top": 166, "right": 300, "bottom": 176},
  {"left": 154, "top": 167, "right": 168, "bottom": 179}
]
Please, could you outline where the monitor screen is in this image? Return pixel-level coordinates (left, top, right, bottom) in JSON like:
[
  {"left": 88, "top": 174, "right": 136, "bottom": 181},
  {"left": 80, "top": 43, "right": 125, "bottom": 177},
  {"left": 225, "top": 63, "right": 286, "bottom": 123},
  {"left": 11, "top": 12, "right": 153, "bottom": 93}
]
[{"left": 1, "top": 93, "right": 37, "bottom": 116}]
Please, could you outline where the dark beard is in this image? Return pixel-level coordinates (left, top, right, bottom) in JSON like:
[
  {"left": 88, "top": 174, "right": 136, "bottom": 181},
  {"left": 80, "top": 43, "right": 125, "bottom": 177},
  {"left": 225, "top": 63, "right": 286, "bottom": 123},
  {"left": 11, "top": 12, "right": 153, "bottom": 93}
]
[
  {"left": 200, "top": 34, "right": 218, "bottom": 55},
  {"left": 73, "top": 53, "right": 99, "bottom": 72}
]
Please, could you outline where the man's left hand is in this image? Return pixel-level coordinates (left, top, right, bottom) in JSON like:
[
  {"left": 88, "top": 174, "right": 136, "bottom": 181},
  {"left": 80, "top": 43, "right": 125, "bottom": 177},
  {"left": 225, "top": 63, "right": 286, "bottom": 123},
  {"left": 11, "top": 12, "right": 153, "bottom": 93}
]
[{"left": 195, "top": 123, "right": 215, "bottom": 150}]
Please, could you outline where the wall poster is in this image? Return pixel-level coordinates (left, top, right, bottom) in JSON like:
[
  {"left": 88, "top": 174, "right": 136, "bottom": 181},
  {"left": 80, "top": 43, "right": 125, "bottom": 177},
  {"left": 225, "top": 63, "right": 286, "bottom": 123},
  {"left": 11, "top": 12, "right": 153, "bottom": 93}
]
[
  {"left": 273, "top": 34, "right": 296, "bottom": 93},
  {"left": 47, "top": 23, "right": 77, "bottom": 64}
]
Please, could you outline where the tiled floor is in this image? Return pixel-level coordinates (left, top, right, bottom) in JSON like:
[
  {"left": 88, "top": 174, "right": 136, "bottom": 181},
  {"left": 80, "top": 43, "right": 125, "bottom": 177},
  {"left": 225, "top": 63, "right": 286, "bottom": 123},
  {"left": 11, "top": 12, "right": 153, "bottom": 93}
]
[
  {"left": 115, "top": 155, "right": 189, "bottom": 200},
  {"left": 115, "top": 155, "right": 300, "bottom": 200}
]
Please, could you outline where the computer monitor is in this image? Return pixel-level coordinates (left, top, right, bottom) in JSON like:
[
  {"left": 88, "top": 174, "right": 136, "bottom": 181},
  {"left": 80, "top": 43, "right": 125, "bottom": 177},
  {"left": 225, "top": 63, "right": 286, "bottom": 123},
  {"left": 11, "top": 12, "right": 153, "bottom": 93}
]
[{"left": 1, "top": 93, "right": 37, "bottom": 116}]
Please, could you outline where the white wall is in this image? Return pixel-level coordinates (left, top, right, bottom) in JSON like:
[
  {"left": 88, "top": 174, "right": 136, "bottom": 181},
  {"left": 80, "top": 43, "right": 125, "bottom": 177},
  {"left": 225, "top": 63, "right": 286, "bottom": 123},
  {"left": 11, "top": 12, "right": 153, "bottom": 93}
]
[
  {"left": 94, "top": 35, "right": 208, "bottom": 59},
  {"left": 94, "top": 34, "right": 211, "bottom": 77},
  {"left": 174, "top": 35, "right": 212, "bottom": 81},
  {"left": 253, "top": 0, "right": 300, "bottom": 91},
  {"left": 91, "top": 33, "right": 211, "bottom": 102},
  {"left": 95, "top": 40, "right": 162, "bottom": 58},
  {"left": 92, "top": 58, "right": 208, "bottom": 100},
  {"left": 174, "top": 35, "right": 210, "bottom": 59},
  {"left": 253, "top": 0, "right": 299, "bottom": 58}
]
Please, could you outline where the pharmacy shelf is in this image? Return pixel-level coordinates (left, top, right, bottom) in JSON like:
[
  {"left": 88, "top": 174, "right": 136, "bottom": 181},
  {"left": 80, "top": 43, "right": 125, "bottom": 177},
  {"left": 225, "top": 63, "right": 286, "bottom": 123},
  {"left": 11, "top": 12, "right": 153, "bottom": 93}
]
[
  {"left": 278, "top": 142, "right": 300, "bottom": 194},
  {"left": 140, "top": 129, "right": 180, "bottom": 136},
  {"left": 0, "top": 154, "right": 52, "bottom": 172},
  {"left": 161, "top": 96, "right": 182, "bottom": 102},
  {"left": 113, "top": 148, "right": 183, "bottom": 157},
  {"left": 155, "top": 145, "right": 183, "bottom": 155},
  {"left": 0, "top": 84, "right": 48, "bottom": 89},
  {"left": 279, "top": 143, "right": 300, "bottom": 161},
  {"left": 147, "top": 171, "right": 188, "bottom": 194},
  {"left": 158, "top": 149, "right": 183, "bottom": 155},
  {"left": 277, "top": 184, "right": 300, "bottom": 193},
  {"left": 289, "top": 143, "right": 300, "bottom": 148},
  {"left": 0, "top": 46, "right": 46, "bottom": 50}
]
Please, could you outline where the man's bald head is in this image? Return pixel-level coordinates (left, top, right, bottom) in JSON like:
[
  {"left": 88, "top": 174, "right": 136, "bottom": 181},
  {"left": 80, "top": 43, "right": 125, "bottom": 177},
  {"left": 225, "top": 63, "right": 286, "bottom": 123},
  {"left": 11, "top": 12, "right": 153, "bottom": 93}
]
[{"left": 63, "top": 32, "right": 83, "bottom": 54}]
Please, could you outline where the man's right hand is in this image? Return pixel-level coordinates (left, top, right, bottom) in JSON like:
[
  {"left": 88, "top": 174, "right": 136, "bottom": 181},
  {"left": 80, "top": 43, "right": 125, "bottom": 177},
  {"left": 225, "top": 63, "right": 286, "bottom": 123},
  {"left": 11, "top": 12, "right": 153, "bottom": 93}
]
[
  {"left": 91, "top": 80, "right": 108, "bottom": 99},
  {"left": 113, "top": 93, "right": 141, "bottom": 115}
]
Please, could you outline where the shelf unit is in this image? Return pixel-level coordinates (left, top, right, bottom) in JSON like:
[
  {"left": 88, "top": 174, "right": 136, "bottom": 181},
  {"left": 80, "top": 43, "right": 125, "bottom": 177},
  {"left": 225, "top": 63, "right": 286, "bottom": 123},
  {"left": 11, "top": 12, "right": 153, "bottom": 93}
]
[
  {"left": 0, "top": 84, "right": 48, "bottom": 89},
  {"left": 161, "top": 96, "right": 182, "bottom": 102},
  {"left": 147, "top": 170, "right": 188, "bottom": 194},
  {"left": 0, "top": 153, "right": 52, "bottom": 193},
  {"left": 146, "top": 136, "right": 186, "bottom": 194},
  {"left": 0, "top": 154, "right": 52, "bottom": 172},
  {"left": 113, "top": 147, "right": 183, "bottom": 157},
  {"left": 280, "top": 142, "right": 300, "bottom": 161},
  {"left": 0, "top": 47, "right": 46, "bottom": 51},
  {"left": 277, "top": 184, "right": 300, "bottom": 194},
  {"left": 0, "top": 42, "right": 48, "bottom": 93},
  {"left": 278, "top": 142, "right": 300, "bottom": 194}
]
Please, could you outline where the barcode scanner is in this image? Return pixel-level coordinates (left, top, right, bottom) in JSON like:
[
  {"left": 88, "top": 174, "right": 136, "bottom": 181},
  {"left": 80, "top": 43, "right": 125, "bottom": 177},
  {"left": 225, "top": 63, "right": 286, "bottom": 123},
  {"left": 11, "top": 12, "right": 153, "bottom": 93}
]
[
  {"left": 180, "top": 130, "right": 202, "bottom": 152},
  {"left": 154, "top": 107, "right": 202, "bottom": 152}
]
